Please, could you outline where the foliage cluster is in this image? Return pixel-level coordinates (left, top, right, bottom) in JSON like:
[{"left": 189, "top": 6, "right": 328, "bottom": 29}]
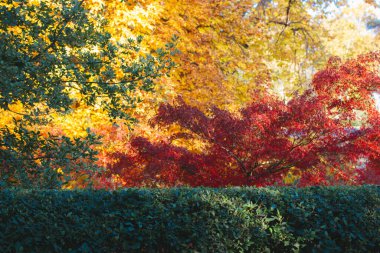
[
  {"left": 1, "top": 0, "right": 380, "bottom": 189},
  {"left": 0, "top": 186, "right": 378, "bottom": 252},
  {"left": 0, "top": 0, "right": 176, "bottom": 188},
  {"left": 107, "top": 52, "right": 380, "bottom": 187}
]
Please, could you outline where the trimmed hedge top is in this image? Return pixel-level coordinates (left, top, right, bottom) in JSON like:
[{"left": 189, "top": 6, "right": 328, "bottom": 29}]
[{"left": 0, "top": 186, "right": 379, "bottom": 252}]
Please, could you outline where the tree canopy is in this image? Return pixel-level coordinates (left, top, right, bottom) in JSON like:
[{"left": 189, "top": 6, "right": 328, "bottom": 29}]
[
  {"left": 0, "top": 0, "right": 175, "bottom": 188},
  {"left": 108, "top": 52, "right": 380, "bottom": 187},
  {"left": 1, "top": 0, "right": 379, "bottom": 189}
]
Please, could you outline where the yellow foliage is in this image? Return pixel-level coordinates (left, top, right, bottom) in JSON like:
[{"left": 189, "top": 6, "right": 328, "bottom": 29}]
[
  {"left": 62, "top": 174, "right": 90, "bottom": 190},
  {"left": 283, "top": 168, "right": 302, "bottom": 185}
]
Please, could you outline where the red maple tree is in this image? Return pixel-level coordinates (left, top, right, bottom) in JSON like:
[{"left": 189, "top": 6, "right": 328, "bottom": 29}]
[{"left": 107, "top": 52, "right": 380, "bottom": 187}]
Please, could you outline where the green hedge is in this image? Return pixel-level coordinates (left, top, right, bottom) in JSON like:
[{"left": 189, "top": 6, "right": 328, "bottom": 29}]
[{"left": 0, "top": 186, "right": 379, "bottom": 252}]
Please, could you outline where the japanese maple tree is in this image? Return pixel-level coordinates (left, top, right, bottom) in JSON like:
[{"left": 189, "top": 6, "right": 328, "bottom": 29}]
[{"left": 107, "top": 52, "right": 380, "bottom": 187}]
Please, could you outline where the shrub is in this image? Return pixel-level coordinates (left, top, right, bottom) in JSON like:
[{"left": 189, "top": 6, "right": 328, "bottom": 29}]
[{"left": 0, "top": 186, "right": 378, "bottom": 252}]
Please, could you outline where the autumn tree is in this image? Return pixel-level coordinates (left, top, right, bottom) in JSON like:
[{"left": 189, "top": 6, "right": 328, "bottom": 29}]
[
  {"left": 86, "top": 0, "right": 354, "bottom": 110},
  {"left": 107, "top": 52, "right": 380, "bottom": 187},
  {"left": 53, "top": 0, "right": 379, "bottom": 175},
  {"left": 0, "top": 0, "right": 175, "bottom": 188},
  {"left": 76, "top": 1, "right": 356, "bottom": 185}
]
